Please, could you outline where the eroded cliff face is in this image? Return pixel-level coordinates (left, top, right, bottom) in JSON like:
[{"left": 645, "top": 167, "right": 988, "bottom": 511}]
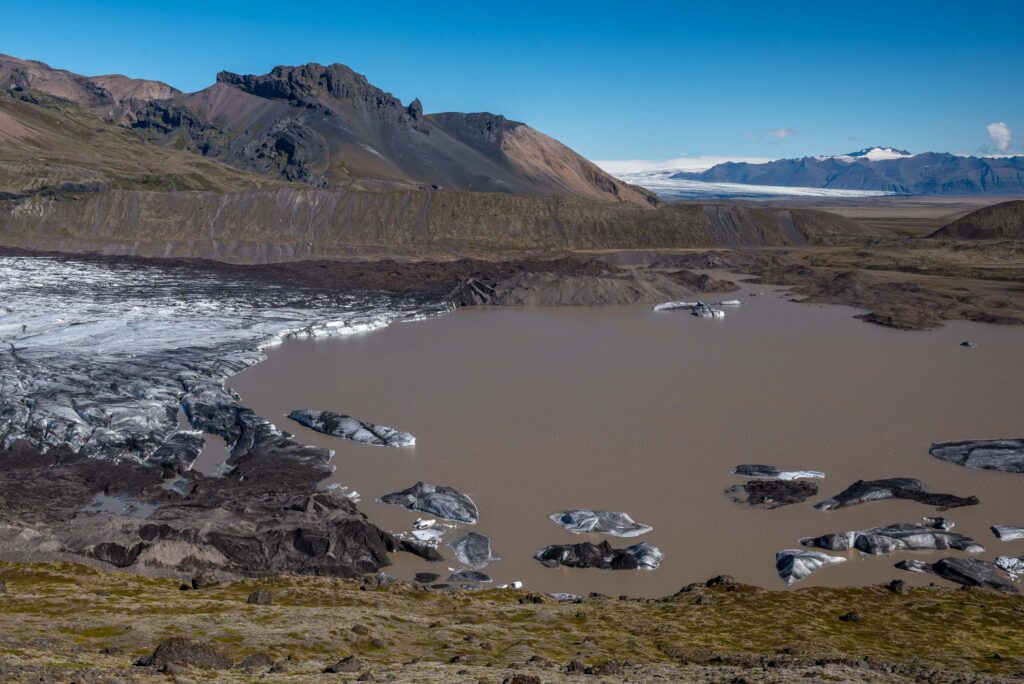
[{"left": 0, "top": 187, "right": 874, "bottom": 263}]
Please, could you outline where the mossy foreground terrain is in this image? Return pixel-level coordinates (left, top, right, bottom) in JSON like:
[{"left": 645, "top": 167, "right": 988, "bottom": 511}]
[{"left": 0, "top": 562, "right": 1022, "bottom": 683}]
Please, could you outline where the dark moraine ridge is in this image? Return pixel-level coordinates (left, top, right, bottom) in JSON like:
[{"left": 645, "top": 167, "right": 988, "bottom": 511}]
[{"left": 929, "top": 200, "right": 1024, "bottom": 240}]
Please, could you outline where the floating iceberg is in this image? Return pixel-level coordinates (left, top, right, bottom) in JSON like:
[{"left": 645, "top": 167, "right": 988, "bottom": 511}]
[
  {"left": 533, "top": 541, "right": 663, "bottom": 570},
  {"left": 992, "top": 525, "right": 1024, "bottom": 541},
  {"left": 449, "top": 532, "right": 499, "bottom": 569},
  {"left": 691, "top": 302, "right": 724, "bottom": 319},
  {"left": 288, "top": 409, "right": 415, "bottom": 447},
  {"left": 775, "top": 549, "right": 846, "bottom": 586},
  {"left": 652, "top": 301, "right": 698, "bottom": 312},
  {"left": 800, "top": 522, "right": 984, "bottom": 555},
  {"left": 549, "top": 510, "right": 653, "bottom": 537},
  {"left": 996, "top": 555, "right": 1024, "bottom": 580},
  {"left": 378, "top": 481, "right": 479, "bottom": 524},
  {"left": 732, "top": 464, "right": 824, "bottom": 481}
]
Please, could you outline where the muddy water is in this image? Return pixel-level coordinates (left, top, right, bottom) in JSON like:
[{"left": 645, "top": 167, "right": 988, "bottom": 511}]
[{"left": 229, "top": 278, "right": 1024, "bottom": 598}]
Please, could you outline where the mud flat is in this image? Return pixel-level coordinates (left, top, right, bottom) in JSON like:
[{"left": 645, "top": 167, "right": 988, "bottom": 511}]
[{"left": 230, "top": 274, "right": 1024, "bottom": 598}]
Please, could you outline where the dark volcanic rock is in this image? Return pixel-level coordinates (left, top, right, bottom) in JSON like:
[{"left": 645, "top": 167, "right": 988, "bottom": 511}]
[
  {"left": 247, "top": 588, "right": 272, "bottom": 605},
  {"left": 238, "top": 653, "right": 275, "bottom": 669},
  {"left": 137, "top": 637, "right": 232, "bottom": 670},
  {"left": 378, "top": 481, "right": 479, "bottom": 524},
  {"left": 533, "top": 541, "right": 663, "bottom": 570},
  {"left": 448, "top": 569, "right": 492, "bottom": 583},
  {"left": 287, "top": 409, "right": 415, "bottom": 447},
  {"left": 896, "top": 557, "right": 1018, "bottom": 592},
  {"left": 800, "top": 523, "right": 984, "bottom": 554},
  {"left": 324, "top": 655, "right": 363, "bottom": 673},
  {"left": 929, "top": 439, "right": 1024, "bottom": 473},
  {"left": 726, "top": 479, "right": 818, "bottom": 509},
  {"left": 814, "top": 478, "right": 978, "bottom": 511},
  {"left": 413, "top": 572, "right": 440, "bottom": 584}
]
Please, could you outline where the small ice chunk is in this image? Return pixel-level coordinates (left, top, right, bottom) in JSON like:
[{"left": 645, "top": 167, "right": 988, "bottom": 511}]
[
  {"left": 992, "top": 525, "right": 1024, "bottom": 541},
  {"left": 412, "top": 527, "right": 445, "bottom": 543},
  {"left": 996, "top": 555, "right": 1024, "bottom": 579},
  {"left": 547, "top": 592, "right": 582, "bottom": 602},
  {"left": 653, "top": 301, "right": 698, "bottom": 312},
  {"left": 449, "top": 532, "right": 499, "bottom": 569},
  {"left": 775, "top": 549, "right": 846, "bottom": 586},
  {"left": 733, "top": 464, "right": 825, "bottom": 480},
  {"left": 691, "top": 302, "right": 724, "bottom": 318}
]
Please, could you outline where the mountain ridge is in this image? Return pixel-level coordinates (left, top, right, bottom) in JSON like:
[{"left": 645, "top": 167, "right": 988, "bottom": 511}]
[
  {"left": 0, "top": 54, "right": 655, "bottom": 205},
  {"left": 671, "top": 150, "right": 1024, "bottom": 194}
]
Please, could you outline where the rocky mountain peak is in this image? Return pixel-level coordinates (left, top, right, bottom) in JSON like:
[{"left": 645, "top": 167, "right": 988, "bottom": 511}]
[{"left": 216, "top": 62, "right": 403, "bottom": 110}]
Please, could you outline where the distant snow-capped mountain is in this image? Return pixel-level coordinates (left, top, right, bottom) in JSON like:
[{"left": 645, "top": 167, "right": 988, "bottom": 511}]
[
  {"left": 834, "top": 146, "right": 914, "bottom": 162},
  {"left": 669, "top": 149, "right": 1024, "bottom": 195}
]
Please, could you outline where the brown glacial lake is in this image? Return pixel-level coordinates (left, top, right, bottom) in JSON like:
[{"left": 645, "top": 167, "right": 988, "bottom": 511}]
[{"left": 229, "top": 276, "right": 1024, "bottom": 598}]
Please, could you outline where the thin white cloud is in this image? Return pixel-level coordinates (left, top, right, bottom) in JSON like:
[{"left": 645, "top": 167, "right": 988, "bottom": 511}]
[
  {"left": 987, "top": 122, "right": 1012, "bottom": 152},
  {"left": 593, "top": 155, "right": 779, "bottom": 175},
  {"left": 769, "top": 128, "right": 797, "bottom": 139}
]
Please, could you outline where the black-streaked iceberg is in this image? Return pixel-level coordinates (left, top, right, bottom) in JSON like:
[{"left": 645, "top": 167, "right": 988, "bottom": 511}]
[
  {"left": 549, "top": 510, "right": 652, "bottom": 538},
  {"left": 288, "top": 409, "right": 415, "bottom": 447},
  {"left": 378, "top": 481, "right": 479, "bottom": 524}
]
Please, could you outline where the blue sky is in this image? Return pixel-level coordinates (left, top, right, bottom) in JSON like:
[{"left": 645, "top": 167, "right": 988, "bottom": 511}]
[{"left": 3, "top": 1, "right": 1021, "bottom": 166}]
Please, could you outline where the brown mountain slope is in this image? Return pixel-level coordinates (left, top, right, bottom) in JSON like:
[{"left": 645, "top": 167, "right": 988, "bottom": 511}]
[
  {"left": 2, "top": 55, "right": 654, "bottom": 205},
  {"left": 929, "top": 199, "right": 1024, "bottom": 239},
  {"left": 0, "top": 89, "right": 282, "bottom": 196},
  {"left": 128, "top": 62, "right": 657, "bottom": 204}
]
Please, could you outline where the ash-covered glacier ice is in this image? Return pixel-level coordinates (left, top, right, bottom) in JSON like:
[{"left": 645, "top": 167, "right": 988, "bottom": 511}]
[{"left": 0, "top": 255, "right": 449, "bottom": 466}]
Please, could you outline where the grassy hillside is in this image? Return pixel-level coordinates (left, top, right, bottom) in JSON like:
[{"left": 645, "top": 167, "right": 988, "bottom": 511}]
[
  {"left": 0, "top": 90, "right": 282, "bottom": 196},
  {"left": 0, "top": 562, "right": 1021, "bottom": 682}
]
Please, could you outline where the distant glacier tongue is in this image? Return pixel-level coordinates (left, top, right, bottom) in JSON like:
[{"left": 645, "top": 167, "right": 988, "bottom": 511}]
[{"left": 0, "top": 255, "right": 449, "bottom": 464}]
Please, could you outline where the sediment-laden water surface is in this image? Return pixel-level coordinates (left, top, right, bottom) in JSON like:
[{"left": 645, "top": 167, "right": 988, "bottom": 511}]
[{"left": 231, "top": 276, "right": 1024, "bottom": 598}]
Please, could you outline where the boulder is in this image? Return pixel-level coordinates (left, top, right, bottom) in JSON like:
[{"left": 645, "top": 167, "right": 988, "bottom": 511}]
[
  {"left": 448, "top": 569, "right": 492, "bottom": 583},
  {"left": 287, "top": 409, "right": 415, "bottom": 447},
  {"left": 238, "top": 653, "right": 275, "bottom": 669},
  {"left": 548, "top": 510, "right": 652, "bottom": 537},
  {"left": 929, "top": 439, "right": 1024, "bottom": 473},
  {"left": 775, "top": 549, "right": 846, "bottom": 586},
  {"left": 814, "top": 478, "right": 978, "bottom": 511},
  {"left": 191, "top": 571, "right": 220, "bottom": 590},
  {"left": 137, "top": 638, "right": 232, "bottom": 670},
  {"left": 378, "top": 481, "right": 479, "bottom": 524},
  {"left": 324, "top": 655, "right": 363, "bottom": 673},
  {"left": 246, "top": 588, "right": 272, "bottom": 605},
  {"left": 726, "top": 479, "right": 817, "bottom": 509},
  {"left": 533, "top": 541, "right": 662, "bottom": 570}
]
